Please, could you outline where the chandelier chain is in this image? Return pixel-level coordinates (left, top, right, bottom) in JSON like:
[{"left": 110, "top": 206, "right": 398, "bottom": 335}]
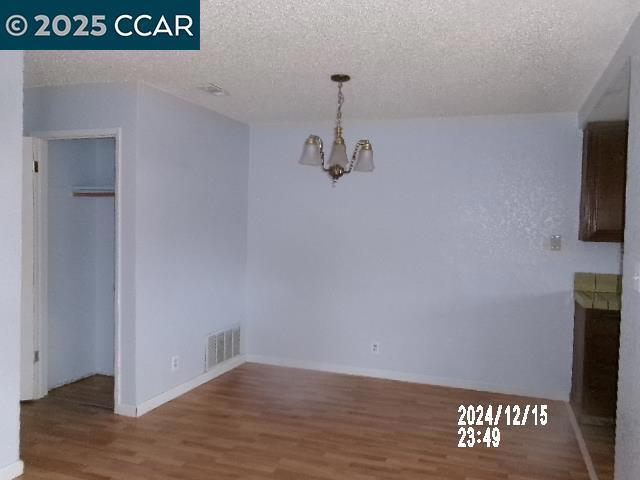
[{"left": 336, "top": 82, "right": 344, "bottom": 131}]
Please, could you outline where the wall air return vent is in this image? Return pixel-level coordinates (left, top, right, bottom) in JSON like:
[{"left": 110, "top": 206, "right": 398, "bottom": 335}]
[
  {"left": 205, "top": 325, "right": 241, "bottom": 371},
  {"left": 216, "top": 333, "right": 225, "bottom": 365},
  {"left": 224, "top": 330, "right": 233, "bottom": 361},
  {"left": 232, "top": 327, "right": 240, "bottom": 356},
  {"left": 206, "top": 333, "right": 218, "bottom": 371}
]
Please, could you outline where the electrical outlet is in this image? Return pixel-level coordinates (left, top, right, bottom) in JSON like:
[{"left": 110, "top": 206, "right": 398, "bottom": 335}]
[
  {"left": 371, "top": 342, "right": 381, "bottom": 355},
  {"left": 171, "top": 356, "right": 179, "bottom": 371}
]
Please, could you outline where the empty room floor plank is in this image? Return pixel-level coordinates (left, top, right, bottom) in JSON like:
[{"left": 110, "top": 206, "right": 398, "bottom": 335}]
[
  {"left": 47, "top": 374, "right": 114, "bottom": 410},
  {"left": 21, "top": 363, "right": 589, "bottom": 479}
]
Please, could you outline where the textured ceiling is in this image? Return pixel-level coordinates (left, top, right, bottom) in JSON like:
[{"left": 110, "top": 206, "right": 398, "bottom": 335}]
[{"left": 25, "top": 1, "right": 640, "bottom": 124}]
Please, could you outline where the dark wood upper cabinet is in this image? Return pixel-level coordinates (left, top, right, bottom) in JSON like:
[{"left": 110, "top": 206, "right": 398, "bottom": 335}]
[{"left": 579, "top": 121, "right": 628, "bottom": 242}]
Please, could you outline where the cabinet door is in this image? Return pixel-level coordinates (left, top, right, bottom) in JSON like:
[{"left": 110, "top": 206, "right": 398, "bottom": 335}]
[
  {"left": 579, "top": 122, "right": 628, "bottom": 242},
  {"left": 583, "top": 311, "right": 620, "bottom": 419},
  {"left": 571, "top": 303, "right": 586, "bottom": 411}
]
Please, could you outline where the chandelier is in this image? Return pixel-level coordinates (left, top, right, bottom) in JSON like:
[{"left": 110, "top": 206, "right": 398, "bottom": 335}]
[{"left": 299, "top": 74, "right": 374, "bottom": 183}]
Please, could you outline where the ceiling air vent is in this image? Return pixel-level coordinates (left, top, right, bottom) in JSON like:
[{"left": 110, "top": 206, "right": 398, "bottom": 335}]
[{"left": 198, "top": 83, "right": 229, "bottom": 96}]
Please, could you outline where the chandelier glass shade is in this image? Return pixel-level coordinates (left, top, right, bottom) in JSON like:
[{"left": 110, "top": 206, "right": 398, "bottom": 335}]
[{"left": 299, "top": 74, "right": 374, "bottom": 183}]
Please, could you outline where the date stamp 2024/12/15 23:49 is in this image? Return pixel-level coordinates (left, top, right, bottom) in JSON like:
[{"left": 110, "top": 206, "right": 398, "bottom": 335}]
[{"left": 457, "top": 404, "right": 549, "bottom": 448}]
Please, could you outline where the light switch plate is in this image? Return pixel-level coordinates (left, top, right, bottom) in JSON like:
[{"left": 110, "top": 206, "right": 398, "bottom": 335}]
[
  {"left": 550, "top": 235, "right": 562, "bottom": 251},
  {"left": 634, "top": 263, "right": 640, "bottom": 293}
]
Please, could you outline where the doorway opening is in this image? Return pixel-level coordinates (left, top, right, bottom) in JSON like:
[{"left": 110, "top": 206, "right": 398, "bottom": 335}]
[{"left": 21, "top": 133, "right": 119, "bottom": 412}]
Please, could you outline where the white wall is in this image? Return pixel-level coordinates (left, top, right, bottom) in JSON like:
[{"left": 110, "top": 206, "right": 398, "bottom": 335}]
[
  {"left": 0, "top": 51, "right": 24, "bottom": 475},
  {"left": 616, "top": 55, "right": 640, "bottom": 480},
  {"left": 134, "top": 86, "right": 249, "bottom": 404},
  {"left": 247, "top": 113, "right": 620, "bottom": 399},
  {"left": 46, "top": 138, "right": 115, "bottom": 388}
]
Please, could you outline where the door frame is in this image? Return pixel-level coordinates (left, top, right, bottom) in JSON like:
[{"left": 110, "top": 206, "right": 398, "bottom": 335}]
[
  {"left": 28, "top": 128, "right": 123, "bottom": 411},
  {"left": 21, "top": 137, "right": 43, "bottom": 400}
]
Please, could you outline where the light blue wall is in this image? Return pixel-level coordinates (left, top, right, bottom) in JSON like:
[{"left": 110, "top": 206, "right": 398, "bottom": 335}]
[
  {"left": 25, "top": 83, "right": 138, "bottom": 405},
  {"left": 46, "top": 138, "right": 115, "bottom": 388},
  {"left": 579, "top": 14, "right": 640, "bottom": 480},
  {"left": 0, "top": 51, "right": 23, "bottom": 473},
  {"left": 22, "top": 82, "right": 623, "bottom": 408},
  {"left": 616, "top": 55, "right": 640, "bottom": 480},
  {"left": 247, "top": 114, "right": 621, "bottom": 400},
  {"left": 134, "top": 86, "right": 249, "bottom": 404},
  {"left": 93, "top": 139, "right": 116, "bottom": 376},
  {"left": 24, "top": 83, "right": 250, "bottom": 407}
]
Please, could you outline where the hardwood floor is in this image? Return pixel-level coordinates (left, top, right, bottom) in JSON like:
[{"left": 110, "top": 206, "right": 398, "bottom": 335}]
[
  {"left": 47, "top": 375, "right": 115, "bottom": 410},
  {"left": 581, "top": 422, "right": 616, "bottom": 480},
  {"left": 21, "top": 363, "right": 589, "bottom": 479}
]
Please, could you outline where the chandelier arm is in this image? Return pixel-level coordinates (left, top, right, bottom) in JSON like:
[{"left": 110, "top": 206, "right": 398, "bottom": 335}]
[
  {"left": 316, "top": 136, "right": 330, "bottom": 171},
  {"left": 345, "top": 140, "right": 367, "bottom": 174}
]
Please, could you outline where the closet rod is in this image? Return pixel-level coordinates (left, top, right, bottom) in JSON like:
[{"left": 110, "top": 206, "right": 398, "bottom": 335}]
[
  {"left": 72, "top": 191, "right": 115, "bottom": 198},
  {"left": 72, "top": 187, "right": 115, "bottom": 197}
]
